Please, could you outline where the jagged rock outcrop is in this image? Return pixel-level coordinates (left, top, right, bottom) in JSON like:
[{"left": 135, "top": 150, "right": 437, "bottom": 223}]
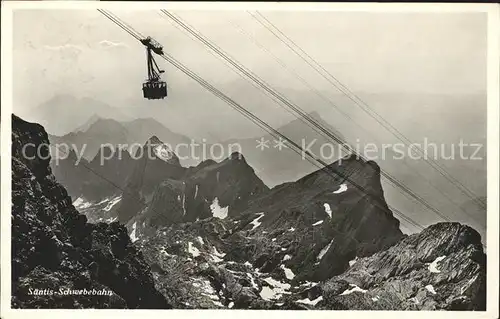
[
  {"left": 128, "top": 151, "right": 485, "bottom": 310},
  {"left": 147, "top": 152, "right": 268, "bottom": 221},
  {"left": 50, "top": 149, "right": 93, "bottom": 200},
  {"left": 233, "top": 155, "right": 404, "bottom": 282},
  {"left": 11, "top": 115, "right": 170, "bottom": 309},
  {"left": 50, "top": 144, "right": 137, "bottom": 202},
  {"left": 319, "top": 222, "right": 486, "bottom": 310},
  {"left": 126, "top": 155, "right": 406, "bottom": 309},
  {"left": 115, "top": 136, "right": 186, "bottom": 224},
  {"left": 126, "top": 151, "right": 269, "bottom": 240},
  {"left": 87, "top": 145, "right": 137, "bottom": 191}
]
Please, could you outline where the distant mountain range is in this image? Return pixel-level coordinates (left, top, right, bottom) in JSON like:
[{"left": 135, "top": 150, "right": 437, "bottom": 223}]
[
  {"left": 48, "top": 117, "right": 194, "bottom": 165},
  {"left": 48, "top": 109, "right": 487, "bottom": 239},
  {"left": 23, "top": 95, "right": 134, "bottom": 136}
]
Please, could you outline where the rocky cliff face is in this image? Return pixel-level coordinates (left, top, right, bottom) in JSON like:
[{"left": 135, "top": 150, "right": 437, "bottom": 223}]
[
  {"left": 134, "top": 212, "right": 485, "bottom": 310},
  {"left": 49, "top": 149, "right": 93, "bottom": 200},
  {"left": 11, "top": 115, "right": 170, "bottom": 309},
  {"left": 125, "top": 151, "right": 269, "bottom": 241},
  {"left": 319, "top": 222, "right": 486, "bottom": 310},
  {"left": 127, "top": 154, "right": 485, "bottom": 310},
  {"left": 113, "top": 136, "right": 186, "bottom": 223},
  {"left": 123, "top": 156, "right": 400, "bottom": 308},
  {"left": 50, "top": 144, "right": 137, "bottom": 203}
]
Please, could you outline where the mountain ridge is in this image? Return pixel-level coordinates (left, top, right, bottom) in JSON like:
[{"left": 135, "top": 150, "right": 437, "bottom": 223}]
[
  {"left": 11, "top": 114, "right": 486, "bottom": 310},
  {"left": 11, "top": 114, "right": 170, "bottom": 309}
]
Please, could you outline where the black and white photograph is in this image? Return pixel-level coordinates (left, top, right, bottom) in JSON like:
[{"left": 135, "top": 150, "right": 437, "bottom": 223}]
[{"left": 1, "top": 2, "right": 499, "bottom": 317}]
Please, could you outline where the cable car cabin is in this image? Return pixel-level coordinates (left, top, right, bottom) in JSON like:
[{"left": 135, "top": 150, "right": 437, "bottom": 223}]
[
  {"left": 143, "top": 81, "right": 167, "bottom": 100},
  {"left": 141, "top": 36, "right": 167, "bottom": 100}
]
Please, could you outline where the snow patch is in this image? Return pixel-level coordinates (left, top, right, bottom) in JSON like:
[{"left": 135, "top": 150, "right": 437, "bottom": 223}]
[
  {"left": 283, "top": 254, "right": 292, "bottom": 261},
  {"left": 249, "top": 213, "right": 265, "bottom": 230},
  {"left": 372, "top": 296, "right": 380, "bottom": 302},
  {"left": 247, "top": 273, "right": 259, "bottom": 289},
  {"left": 296, "top": 296, "right": 323, "bottom": 306},
  {"left": 130, "top": 221, "right": 138, "bottom": 243},
  {"left": 73, "top": 197, "right": 91, "bottom": 209},
  {"left": 340, "top": 284, "right": 367, "bottom": 295},
  {"left": 333, "top": 184, "right": 348, "bottom": 194},
  {"left": 73, "top": 197, "right": 84, "bottom": 206},
  {"left": 349, "top": 256, "right": 359, "bottom": 267},
  {"left": 425, "top": 284, "right": 437, "bottom": 295},
  {"left": 300, "top": 281, "right": 318, "bottom": 288},
  {"left": 199, "top": 279, "right": 223, "bottom": 306},
  {"left": 263, "top": 277, "right": 291, "bottom": 291},
  {"left": 228, "top": 302, "right": 234, "bottom": 308},
  {"left": 159, "top": 246, "right": 174, "bottom": 257},
  {"left": 428, "top": 255, "right": 446, "bottom": 273},
  {"left": 197, "top": 236, "right": 204, "bottom": 245},
  {"left": 187, "top": 242, "right": 200, "bottom": 257},
  {"left": 288, "top": 227, "right": 295, "bottom": 232},
  {"left": 312, "top": 220, "right": 323, "bottom": 226},
  {"left": 201, "top": 280, "right": 215, "bottom": 294},
  {"left": 97, "top": 198, "right": 109, "bottom": 205},
  {"left": 182, "top": 193, "right": 187, "bottom": 216},
  {"left": 212, "top": 246, "right": 226, "bottom": 257},
  {"left": 259, "top": 286, "right": 277, "bottom": 301},
  {"left": 153, "top": 144, "right": 174, "bottom": 161},
  {"left": 211, "top": 254, "right": 224, "bottom": 263},
  {"left": 104, "top": 196, "right": 122, "bottom": 212},
  {"left": 317, "top": 239, "right": 334, "bottom": 260},
  {"left": 210, "top": 197, "right": 229, "bottom": 219},
  {"left": 260, "top": 277, "right": 291, "bottom": 300},
  {"left": 280, "top": 264, "right": 295, "bottom": 280},
  {"left": 194, "top": 184, "right": 199, "bottom": 199},
  {"left": 323, "top": 203, "right": 332, "bottom": 218}
]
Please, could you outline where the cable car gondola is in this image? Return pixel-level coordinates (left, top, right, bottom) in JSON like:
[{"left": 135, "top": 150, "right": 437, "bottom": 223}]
[{"left": 141, "top": 36, "right": 167, "bottom": 100}]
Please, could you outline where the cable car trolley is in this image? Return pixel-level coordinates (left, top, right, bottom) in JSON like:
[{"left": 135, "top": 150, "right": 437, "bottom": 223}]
[{"left": 141, "top": 36, "right": 167, "bottom": 100}]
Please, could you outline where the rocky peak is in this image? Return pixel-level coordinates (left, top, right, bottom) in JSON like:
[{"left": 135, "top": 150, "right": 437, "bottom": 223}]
[
  {"left": 11, "top": 114, "right": 170, "bottom": 309},
  {"left": 139, "top": 135, "right": 181, "bottom": 166},
  {"left": 12, "top": 116, "right": 52, "bottom": 179},
  {"left": 147, "top": 135, "right": 163, "bottom": 145},
  {"left": 229, "top": 151, "right": 245, "bottom": 161},
  {"left": 128, "top": 153, "right": 269, "bottom": 233},
  {"left": 320, "top": 222, "right": 486, "bottom": 310}
]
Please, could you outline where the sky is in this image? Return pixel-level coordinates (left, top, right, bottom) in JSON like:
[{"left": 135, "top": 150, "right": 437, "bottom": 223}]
[
  {"left": 12, "top": 9, "right": 487, "bottom": 113},
  {"left": 10, "top": 9, "right": 487, "bottom": 143}
]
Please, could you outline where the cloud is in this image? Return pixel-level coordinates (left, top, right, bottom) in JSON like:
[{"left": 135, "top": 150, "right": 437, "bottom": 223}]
[{"left": 98, "top": 40, "right": 128, "bottom": 49}]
